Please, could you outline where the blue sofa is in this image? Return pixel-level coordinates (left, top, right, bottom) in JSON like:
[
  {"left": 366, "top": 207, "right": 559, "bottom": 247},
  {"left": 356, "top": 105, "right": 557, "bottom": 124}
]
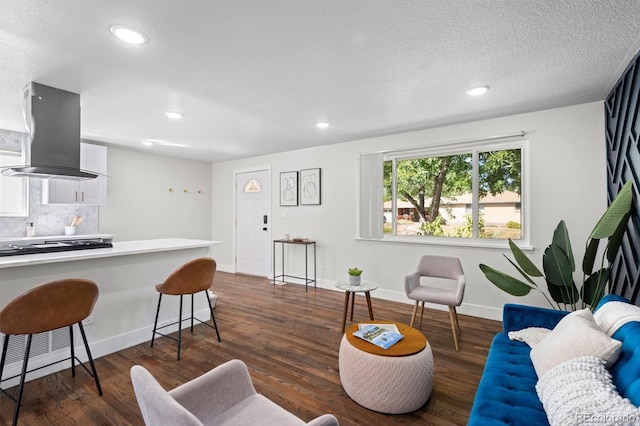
[{"left": 468, "top": 295, "right": 640, "bottom": 425}]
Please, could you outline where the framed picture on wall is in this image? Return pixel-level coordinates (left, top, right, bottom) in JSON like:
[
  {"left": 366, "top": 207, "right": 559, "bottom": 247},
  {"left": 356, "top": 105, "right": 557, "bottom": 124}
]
[
  {"left": 300, "top": 168, "right": 321, "bottom": 205},
  {"left": 280, "top": 171, "right": 298, "bottom": 206}
]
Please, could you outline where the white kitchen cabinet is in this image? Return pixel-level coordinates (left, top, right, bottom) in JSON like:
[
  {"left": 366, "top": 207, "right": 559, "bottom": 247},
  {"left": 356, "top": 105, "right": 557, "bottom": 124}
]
[{"left": 43, "top": 143, "right": 107, "bottom": 205}]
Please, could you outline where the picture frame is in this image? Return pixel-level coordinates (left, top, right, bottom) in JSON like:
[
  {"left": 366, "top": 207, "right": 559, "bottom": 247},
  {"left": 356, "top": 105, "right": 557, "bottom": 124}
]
[
  {"left": 280, "top": 171, "right": 298, "bottom": 206},
  {"left": 300, "top": 168, "right": 321, "bottom": 205}
]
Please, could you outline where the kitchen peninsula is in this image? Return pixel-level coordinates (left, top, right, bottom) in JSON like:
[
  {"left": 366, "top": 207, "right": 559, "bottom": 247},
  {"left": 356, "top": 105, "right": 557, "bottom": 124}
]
[{"left": 0, "top": 238, "right": 220, "bottom": 386}]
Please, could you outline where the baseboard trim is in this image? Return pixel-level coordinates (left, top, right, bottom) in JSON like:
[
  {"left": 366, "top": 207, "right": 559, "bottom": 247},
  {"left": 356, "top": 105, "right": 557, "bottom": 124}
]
[{"left": 269, "top": 277, "right": 504, "bottom": 321}]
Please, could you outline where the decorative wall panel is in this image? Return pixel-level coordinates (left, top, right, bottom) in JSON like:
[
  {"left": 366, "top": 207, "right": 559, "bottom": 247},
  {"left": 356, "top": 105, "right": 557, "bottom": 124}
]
[{"left": 605, "top": 49, "right": 640, "bottom": 303}]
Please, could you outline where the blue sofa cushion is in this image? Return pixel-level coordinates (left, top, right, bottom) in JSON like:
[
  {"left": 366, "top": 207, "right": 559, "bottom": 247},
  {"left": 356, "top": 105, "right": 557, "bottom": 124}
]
[
  {"left": 609, "top": 321, "right": 640, "bottom": 406},
  {"left": 502, "top": 303, "right": 568, "bottom": 333},
  {"left": 596, "top": 294, "right": 640, "bottom": 406},
  {"left": 468, "top": 333, "right": 549, "bottom": 426}
]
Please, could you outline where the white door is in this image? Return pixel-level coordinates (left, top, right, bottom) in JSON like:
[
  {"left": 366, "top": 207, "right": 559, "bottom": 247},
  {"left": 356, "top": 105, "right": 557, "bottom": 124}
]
[{"left": 236, "top": 170, "right": 271, "bottom": 276}]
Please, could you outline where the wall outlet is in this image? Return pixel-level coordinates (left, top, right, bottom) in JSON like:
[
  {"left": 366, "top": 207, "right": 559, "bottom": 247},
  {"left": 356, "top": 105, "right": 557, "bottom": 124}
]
[
  {"left": 38, "top": 215, "right": 47, "bottom": 225},
  {"left": 82, "top": 314, "right": 94, "bottom": 326}
]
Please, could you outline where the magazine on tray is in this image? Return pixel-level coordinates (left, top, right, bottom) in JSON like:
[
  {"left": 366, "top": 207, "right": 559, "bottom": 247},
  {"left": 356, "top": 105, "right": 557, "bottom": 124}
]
[
  {"left": 353, "top": 324, "right": 404, "bottom": 349},
  {"left": 357, "top": 323, "right": 400, "bottom": 334}
]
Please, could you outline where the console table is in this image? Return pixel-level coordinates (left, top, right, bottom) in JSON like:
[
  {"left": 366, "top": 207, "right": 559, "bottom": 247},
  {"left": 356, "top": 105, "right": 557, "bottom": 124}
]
[{"left": 272, "top": 239, "right": 316, "bottom": 291}]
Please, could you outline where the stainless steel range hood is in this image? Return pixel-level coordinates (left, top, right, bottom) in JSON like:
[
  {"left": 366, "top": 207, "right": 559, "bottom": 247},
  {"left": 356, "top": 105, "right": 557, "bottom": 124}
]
[{"left": 1, "top": 82, "right": 98, "bottom": 180}]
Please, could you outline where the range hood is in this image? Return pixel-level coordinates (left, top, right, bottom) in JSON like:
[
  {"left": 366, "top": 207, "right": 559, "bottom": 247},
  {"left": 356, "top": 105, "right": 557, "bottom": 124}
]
[{"left": 1, "top": 82, "right": 98, "bottom": 180}]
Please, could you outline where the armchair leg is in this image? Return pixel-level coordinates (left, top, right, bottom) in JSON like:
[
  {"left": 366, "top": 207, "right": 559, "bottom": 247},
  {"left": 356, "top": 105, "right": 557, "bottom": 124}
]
[
  {"left": 410, "top": 301, "right": 419, "bottom": 327},
  {"left": 419, "top": 302, "right": 425, "bottom": 327},
  {"left": 449, "top": 306, "right": 460, "bottom": 351},
  {"left": 452, "top": 306, "right": 460, "bottom": 333}
]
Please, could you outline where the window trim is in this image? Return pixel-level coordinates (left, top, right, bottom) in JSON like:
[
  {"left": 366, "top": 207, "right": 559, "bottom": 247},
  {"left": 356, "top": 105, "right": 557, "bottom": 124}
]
[{"left": 372, "top": 134, "right": 529, "bottom": 249}]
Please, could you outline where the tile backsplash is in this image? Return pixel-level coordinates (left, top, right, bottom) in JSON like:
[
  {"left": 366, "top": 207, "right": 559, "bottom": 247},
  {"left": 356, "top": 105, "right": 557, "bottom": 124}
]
[
  {"left": 0, "top": 128, "right": 99, "bottom": 239},
  {"left": 0, "top": 178, "right": 99, "bottom": 239}
]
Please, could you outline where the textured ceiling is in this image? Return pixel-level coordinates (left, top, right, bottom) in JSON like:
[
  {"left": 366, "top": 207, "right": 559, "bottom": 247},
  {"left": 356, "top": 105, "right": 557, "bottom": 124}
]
[{"left": 1, "top": 1, "right": 640, "bottom": 162}]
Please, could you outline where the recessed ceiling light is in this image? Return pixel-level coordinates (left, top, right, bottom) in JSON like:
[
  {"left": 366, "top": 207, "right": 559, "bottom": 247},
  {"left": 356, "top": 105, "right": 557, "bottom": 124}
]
[
  {"left": 110, "top": 24, "right": 149, "bottom": 45},
  {"left": 165, "top": 111, "right": 183, "bottom": 119},
  {"left": 316, "top": 122, "right": 330, "bottom": 129},
  {"left": 465, "top": 86, "right": 489, "bottom": 96},
  {"left": 141, "top": 141, "right": 154, "bottom": 147}
]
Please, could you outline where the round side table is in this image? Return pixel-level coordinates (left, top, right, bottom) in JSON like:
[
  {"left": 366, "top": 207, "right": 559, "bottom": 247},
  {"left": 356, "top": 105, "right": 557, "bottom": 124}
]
[
  {"left": 335, "top": 281, "right": 378, "bottom": 332},
  {"left": 339, "top": 321, "right": 434, "bottom": 414}
]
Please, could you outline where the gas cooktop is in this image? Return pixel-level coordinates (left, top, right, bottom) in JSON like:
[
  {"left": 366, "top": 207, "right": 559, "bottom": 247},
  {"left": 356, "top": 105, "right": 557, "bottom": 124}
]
[{"left": 0, "top": 239, "right": 113, "bottom": 257}]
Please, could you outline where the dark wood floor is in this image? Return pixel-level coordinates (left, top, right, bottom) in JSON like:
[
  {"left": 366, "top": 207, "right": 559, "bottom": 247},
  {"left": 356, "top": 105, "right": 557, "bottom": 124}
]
[{"left": 0, "top": 272, "right": 502, "bottom": 425}]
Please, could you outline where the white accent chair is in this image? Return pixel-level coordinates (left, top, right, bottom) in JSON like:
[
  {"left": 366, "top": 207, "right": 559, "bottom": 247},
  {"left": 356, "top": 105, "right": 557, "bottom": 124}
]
[
  {"left": 404, "top": 255, "right": 466, "bottom": 351},
  {"left": 130, "top": 359, "right": 339, "bottom": 426}
]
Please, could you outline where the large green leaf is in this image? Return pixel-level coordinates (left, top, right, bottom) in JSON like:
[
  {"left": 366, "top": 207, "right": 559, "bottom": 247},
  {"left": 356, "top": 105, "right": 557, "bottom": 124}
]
[
  {"left": 547, "top": 278, "right": 579, "bottom": 304},
  {"left": 590, "top": 181, "right": 633, "bottom": 239},
  {"left": 606, "top": 212, "right": 631, "bottom": 263},
  {"left": 582, "top": 237, "right": 600, "bottom": 276},
  {"left": 504, "top": 254, "right": 539, "bottom": 287},
  {"left": 479, "top": 264, "right": 533, "bottom": 296},
  {"left": 551, "top": 220, "right": 575, "bottom": 271},
  {"left": 543, "top": 244, "right": 574, "bottom": 287},
  {"left": 508, "top": 239, "right": 543, "bottom": 277},
  {"left": 582, "top": 269, "right": 610, "bottom": 307}
]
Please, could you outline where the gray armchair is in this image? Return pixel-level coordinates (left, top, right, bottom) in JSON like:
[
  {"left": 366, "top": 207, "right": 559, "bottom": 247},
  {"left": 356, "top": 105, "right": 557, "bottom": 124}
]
[
  {"left": 130, "top": 359, "right": 339, "bottom": 426},
  {"left": 405, "top": 255, "right": 466, "bottom": 351}
]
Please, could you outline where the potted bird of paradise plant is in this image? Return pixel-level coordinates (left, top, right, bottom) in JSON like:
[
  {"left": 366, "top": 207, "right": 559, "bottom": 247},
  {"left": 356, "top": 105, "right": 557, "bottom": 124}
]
[{"left": 479, "top": 181, "right": 633, "bottom": 311}]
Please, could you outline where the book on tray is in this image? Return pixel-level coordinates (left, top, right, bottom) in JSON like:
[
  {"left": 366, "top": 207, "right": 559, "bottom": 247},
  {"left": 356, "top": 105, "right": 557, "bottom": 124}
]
[{"left": 353, "top": 324, "right": 404, "bottom": 349}]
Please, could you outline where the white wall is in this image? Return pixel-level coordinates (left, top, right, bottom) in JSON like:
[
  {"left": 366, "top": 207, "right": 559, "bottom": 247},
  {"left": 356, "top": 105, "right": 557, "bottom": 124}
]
[
  {"left": 100, "top": 146, "right": 212, "bottom": 241},
  {"left": 211, "top": 102, "right": 607, "bottom": 320}
]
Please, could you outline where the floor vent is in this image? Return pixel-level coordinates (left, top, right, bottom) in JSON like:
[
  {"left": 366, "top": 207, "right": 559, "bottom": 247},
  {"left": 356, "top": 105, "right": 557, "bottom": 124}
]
[{"left": 1, "top": 329, "right": 71, "bottom": 366}]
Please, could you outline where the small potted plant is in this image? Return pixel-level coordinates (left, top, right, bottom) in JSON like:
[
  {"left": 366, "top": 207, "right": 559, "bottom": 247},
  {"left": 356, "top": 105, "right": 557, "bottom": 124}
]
[{"left": 348, "top": 268, "right": 363, "bottom": 286}]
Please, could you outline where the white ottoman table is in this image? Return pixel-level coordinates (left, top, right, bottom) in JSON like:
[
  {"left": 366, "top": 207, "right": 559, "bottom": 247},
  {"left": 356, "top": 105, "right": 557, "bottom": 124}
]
[{"left": 339, "top": 321, "right": 434, "bottom": 414}]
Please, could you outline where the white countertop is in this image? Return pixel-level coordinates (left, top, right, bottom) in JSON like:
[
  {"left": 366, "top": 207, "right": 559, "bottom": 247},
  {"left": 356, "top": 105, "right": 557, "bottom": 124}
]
[{"left": 0, "top": 238, "right": 220, "bottom": 269}]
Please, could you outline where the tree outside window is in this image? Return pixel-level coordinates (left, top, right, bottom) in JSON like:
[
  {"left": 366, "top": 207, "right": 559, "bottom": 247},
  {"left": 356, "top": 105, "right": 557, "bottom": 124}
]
[{"left": 383, "top": 147, "right": 522, "bottom": 240}]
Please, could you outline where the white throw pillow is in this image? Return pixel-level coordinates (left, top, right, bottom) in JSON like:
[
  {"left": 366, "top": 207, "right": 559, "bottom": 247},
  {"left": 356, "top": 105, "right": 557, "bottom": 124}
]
[
  {"left": 530, "top": 309, "right": 622, "bottom": 378},
  {"left": 536, "top": 356, "right": 640, "bottom": 426}
]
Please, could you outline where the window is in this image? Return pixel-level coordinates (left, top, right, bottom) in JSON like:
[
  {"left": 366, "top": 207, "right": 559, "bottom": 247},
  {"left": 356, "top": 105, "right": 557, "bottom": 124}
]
[
  {"left": 243, "top": 179, "right": 262, "bottom": 193},
  {"left": 365, "top": 135, "right": 526, "bottom": 245}
]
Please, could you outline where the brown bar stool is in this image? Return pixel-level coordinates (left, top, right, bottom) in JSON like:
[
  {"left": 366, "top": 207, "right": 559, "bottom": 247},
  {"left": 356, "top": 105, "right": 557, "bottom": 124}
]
[
  {"left": 150, "top": 257, "right": 221, "bottom": 360},
  {"left": 0, "top": 278, "right": 102, "bottom": 426}
]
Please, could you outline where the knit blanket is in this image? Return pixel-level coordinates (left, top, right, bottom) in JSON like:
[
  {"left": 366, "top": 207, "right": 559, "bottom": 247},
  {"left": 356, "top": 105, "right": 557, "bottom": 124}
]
[
  {"left": 593, "top": 301, "right": 640, "bottom": 336},
  {"left": 536, "top": 355, "right": 640, "bottom": 426}
]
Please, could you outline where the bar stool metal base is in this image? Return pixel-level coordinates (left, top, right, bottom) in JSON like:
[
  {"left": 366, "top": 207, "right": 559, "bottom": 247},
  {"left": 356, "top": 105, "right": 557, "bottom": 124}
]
[
  {"left": 150, "top": 291, "right": 221, "bottom": 360},
  {"left": 0, "top": 322, "right": 102, "bottom": 426}
]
